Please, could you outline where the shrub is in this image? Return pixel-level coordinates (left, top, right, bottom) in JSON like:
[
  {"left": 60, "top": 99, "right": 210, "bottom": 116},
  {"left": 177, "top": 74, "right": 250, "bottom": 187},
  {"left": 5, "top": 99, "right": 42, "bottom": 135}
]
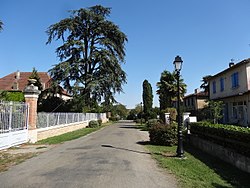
[
  {"left": 88, "top": 120, "right": 100, "bottom": 128},
  {"left": 0, "top": 91, "right": 25, "bottom": 102},
  {"left": 135, "top": 118, "right": 145, "bottom": 124},
  {"left": 98, "top": 119, "right": 102, "bottom": 126},
  {"left": 149, "top": 122, "right": 177, "bottom": 146},
  {"left": 109, "top": 116, "right": 120, "bottom": 121},
  {"left": 147, "top": 119, "right": 158, "bottom": 129}
]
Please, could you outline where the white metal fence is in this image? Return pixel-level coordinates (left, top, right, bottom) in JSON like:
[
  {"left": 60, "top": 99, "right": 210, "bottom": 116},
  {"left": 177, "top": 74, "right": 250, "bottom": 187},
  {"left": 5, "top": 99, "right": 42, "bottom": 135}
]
[
  {"left": 37, "top": 112, "right": 106, "bottom": 128},
  {"left": 0, "top": 101, "right": 29, "bottom": 150}
]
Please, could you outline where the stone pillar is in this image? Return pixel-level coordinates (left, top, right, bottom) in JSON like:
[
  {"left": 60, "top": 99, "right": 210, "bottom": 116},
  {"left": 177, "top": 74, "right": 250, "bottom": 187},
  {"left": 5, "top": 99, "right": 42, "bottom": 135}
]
[
  {"left": 183, "top": 112, "right": 191, "bottom": 136},
  {"left": 24, "top": 79, "right": 41, "bottom": 130},
  {"left": 165, "top": 113, "right": 170, "bottom": 125},
  {"left": 183, "top": 112, "right": 191, "bottom": 128}
]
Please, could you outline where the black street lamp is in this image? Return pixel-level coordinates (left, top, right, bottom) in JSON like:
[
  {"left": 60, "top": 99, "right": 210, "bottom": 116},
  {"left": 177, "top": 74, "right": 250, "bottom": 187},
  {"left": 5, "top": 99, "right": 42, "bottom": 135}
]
[{"left": 173, "top": 55, "right": 184, "bottom": 158}]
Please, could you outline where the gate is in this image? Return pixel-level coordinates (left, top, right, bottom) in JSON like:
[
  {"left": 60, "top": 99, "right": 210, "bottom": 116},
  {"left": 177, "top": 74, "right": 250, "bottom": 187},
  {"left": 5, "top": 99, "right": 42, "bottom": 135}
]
[{"left": 0, "top": 101, "right": 29, "bottom": 150}]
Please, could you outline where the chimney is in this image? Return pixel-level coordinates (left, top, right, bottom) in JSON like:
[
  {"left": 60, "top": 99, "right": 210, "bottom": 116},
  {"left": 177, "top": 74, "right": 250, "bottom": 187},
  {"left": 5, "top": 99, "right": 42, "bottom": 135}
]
[
  {"left": 229, "top": 59, "right": 235, "bottom": 68},
  {"left": 16, "top": 70, "right": 20, "bottom": 80},
  {"left": 194, "top": 88, "right": 200, "bottom": 94}
]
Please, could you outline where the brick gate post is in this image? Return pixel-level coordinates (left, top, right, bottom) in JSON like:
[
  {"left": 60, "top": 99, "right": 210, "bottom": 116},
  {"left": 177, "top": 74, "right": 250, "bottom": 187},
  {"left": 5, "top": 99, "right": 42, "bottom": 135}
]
[{"left": 24, "top": 79, "right": 41, "bottom": 143}]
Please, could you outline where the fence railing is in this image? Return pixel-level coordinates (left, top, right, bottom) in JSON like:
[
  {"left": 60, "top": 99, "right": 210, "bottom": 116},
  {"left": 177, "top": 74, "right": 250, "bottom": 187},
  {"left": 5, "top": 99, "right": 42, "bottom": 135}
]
[
  {"left": 37, "top": 112, "right": 106, "bottom": 128},
  {"left": 0, "top": 101, "right": 29, "bottom": 134}
]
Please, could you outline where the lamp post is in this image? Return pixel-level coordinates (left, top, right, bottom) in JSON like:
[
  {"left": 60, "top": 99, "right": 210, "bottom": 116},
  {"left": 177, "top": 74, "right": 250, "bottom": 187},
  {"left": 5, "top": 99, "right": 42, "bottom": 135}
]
[{"left": 173, "top": 55, "right": 184, "bottom": 158}]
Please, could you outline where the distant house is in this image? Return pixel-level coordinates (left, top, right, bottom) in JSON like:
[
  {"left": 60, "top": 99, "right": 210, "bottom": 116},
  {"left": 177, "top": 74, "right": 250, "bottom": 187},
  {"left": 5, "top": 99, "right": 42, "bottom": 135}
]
[
  {"left": 208, "top": 58, "right": 250, "bottom": 127},
  {"left": 183, "top": 89, "right": 208, "bottom": 120},
  {"left": 0, "top": 71, "right": 71, "bottom": 100}
]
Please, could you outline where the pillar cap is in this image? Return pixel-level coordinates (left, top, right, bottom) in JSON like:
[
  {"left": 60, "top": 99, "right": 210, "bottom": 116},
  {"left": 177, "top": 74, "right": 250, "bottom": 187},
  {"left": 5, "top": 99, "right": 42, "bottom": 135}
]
[{"left": 24, "top": 85, "right": 41, "bottom": 96}]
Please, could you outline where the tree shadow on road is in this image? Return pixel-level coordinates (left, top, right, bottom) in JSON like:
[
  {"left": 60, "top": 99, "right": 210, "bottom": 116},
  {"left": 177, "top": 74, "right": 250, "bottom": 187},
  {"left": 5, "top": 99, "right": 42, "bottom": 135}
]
[
  {"left": 101, "top": 144, "right": 151, "bottom": 155},
  {"left": 119, "top": 124, "right": 148, "bottom": 131},
  {"left": 119, "top": 125, "right": 141, "bottom": 129}
]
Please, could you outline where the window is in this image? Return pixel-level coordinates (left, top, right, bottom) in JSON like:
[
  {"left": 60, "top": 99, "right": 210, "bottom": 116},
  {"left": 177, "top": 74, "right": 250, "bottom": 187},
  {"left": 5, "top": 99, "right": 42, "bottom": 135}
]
[
  {"left": 220, "top": 77, "right": 224, "bottom": 92},
  {"left": 12, "top": 82, "right": 18, "bottom": 90},
  {"left": 212, "top": 81, "right": 216, "bottom": 93},
  {"left": 231, "top": 72, "right": 239, "bottom": 88}
]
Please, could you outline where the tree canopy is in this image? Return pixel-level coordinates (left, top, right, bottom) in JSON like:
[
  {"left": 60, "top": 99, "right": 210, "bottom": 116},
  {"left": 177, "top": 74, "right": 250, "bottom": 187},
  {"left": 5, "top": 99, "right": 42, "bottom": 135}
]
[
  {"left": 156, "top": 70, "right": 186, "bottom": 110},
  {"left": 46, "top": 5, "right": 128, "bottom": 111},
  {"left": 200, "top": 75, "right": 212, "bottom": 93}
]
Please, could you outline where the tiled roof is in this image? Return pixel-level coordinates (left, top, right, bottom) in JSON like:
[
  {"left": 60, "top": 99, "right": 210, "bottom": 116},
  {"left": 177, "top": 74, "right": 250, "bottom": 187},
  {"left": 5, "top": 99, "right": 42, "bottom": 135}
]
[
  {"left": 184, "top": 91, "right": 209, "bottom": 99},
  {"left": 0, "top": 71, "right": 51, "bottom": 91}
]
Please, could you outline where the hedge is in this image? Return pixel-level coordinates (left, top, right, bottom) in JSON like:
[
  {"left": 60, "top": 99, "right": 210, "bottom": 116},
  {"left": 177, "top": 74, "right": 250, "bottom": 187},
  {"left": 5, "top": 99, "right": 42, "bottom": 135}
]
[{"left": 190, "top": 122, "right": 250, "bottom": 157}]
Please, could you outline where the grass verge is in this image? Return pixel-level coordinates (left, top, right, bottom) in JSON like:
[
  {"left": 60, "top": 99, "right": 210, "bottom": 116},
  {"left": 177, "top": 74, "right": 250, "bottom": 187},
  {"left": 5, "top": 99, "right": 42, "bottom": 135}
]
[
  {"left": 0, "top": 152, "right": 36, "bottom": 172},
  {"left": 146, "top": 144, "right": 250, "bottom": 188},
  {"left": 36, "top": 121, "right": 113, "bottom": 145}
]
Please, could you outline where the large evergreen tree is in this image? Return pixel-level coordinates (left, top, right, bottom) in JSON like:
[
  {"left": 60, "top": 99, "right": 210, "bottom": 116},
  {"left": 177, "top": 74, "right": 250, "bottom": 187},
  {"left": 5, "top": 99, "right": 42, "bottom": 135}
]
[
  {"left": 142, "top": 79, "right": 153, "bottom": 120},
  {"left": 156, "top": 70, "right": 186, "bottom": 110},
  {"left": 46, "top": 5, "right": 128, "bottom": 111}
]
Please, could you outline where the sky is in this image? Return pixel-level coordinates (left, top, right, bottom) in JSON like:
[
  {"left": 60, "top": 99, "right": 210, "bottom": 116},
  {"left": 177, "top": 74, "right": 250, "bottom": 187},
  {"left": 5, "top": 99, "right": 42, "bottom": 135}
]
[{"left": 1, "top": 0, "right": 250, "bottom": 109}]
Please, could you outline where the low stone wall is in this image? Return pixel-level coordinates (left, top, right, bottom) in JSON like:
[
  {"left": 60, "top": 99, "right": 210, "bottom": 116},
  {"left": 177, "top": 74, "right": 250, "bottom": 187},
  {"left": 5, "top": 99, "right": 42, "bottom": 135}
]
[
  {"left": 28, "top": 121, "right": 89, "bottom": 143},
  {"left": 190, "top": 135, "right": 250, "bottom": 173}
]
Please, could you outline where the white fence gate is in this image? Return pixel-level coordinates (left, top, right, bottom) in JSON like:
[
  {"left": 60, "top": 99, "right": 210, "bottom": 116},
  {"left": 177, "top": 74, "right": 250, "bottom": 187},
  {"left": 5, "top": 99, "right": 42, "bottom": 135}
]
[{"left": 0, "top": 101, "right": 29, "bottom": 150}]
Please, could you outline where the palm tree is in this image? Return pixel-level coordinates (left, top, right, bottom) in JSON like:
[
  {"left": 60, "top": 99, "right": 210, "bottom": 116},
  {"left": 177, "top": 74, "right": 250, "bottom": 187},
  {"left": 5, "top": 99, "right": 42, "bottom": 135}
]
[
  {"left": 157, "top": 70, "right": 186, "bottom": 110},
  {"left": 200, "top": 75, "right": 212, "bottom": 93}
]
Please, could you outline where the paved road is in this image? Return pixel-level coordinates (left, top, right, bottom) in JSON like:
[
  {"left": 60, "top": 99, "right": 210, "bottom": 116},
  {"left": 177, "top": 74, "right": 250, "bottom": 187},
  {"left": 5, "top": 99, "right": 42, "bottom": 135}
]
[{"left": 0, "top": 121, "right": 177, "bottom": 188}]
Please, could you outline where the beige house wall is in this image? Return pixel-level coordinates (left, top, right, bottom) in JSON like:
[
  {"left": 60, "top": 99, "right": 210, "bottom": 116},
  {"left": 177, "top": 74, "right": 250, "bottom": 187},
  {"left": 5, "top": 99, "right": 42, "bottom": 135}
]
[
  {"left": 197, "top": 99, "right": 207, "bottom": 109},
  {"left": 210, "top": 62, "right": 250, "bottom": 100}
]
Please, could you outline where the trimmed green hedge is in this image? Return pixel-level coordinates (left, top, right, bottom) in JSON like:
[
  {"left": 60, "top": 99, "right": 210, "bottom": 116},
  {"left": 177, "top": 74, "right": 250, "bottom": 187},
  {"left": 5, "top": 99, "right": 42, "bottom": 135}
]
[{"left": 190, "top": 122, "right": 250, "bottom": 157}]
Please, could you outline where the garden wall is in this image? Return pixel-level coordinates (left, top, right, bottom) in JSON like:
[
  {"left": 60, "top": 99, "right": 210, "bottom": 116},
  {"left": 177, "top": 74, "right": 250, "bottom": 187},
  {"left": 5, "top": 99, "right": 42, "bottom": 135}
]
[{"left": 190, "top": 135, "right": 250, "bottom": 173}]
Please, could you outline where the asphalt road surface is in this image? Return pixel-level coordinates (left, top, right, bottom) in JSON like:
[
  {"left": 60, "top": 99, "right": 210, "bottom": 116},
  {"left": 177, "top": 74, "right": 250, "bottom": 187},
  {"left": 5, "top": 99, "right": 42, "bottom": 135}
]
[{"left": 0, "top": 121, "right": 177, "bottom": 188}]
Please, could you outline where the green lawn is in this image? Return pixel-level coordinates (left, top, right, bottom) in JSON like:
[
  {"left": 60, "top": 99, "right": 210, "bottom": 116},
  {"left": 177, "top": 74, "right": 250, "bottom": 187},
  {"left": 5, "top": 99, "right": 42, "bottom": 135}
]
[{"left": 146, "top": 144, "right": 250, "bottom": 188}]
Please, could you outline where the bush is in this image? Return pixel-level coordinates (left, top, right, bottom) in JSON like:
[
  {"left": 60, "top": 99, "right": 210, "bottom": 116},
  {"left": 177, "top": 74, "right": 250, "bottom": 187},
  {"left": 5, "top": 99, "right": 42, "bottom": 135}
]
[
  {"left": 135, "top": 118, "right": 145, "bottom": 124},
  {"left": 98, "top": 119, "right": 102, "bottom": 126},
  {"left": 0, "top": 91, "right": 25, "bottom": 102},
  {"left": 147, "top": 119, "right": 158, "bottom": 129},
  {"left": 88, "top": 120, "right": 100, "bottom": 128},
  {"left": 191, "top": 122, "right": 250, "bottom": 157},
  {"left": 149, "top": 122, "right": 177, "bottom": 146},
  {"left": 109, "top": 116, "right": 120, "bottom": 121}
]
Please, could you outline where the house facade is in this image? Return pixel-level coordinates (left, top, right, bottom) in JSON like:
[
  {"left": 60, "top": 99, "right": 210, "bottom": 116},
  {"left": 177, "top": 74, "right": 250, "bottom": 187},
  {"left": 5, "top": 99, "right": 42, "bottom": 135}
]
[
  {"left": 208, "top": 58, "right": 250, "bottom": 127},
  {"left": 183, "top": 89, "right": 208, "bottom": 120},
  {"left": 0, "top": 71, "right": 71, "bottom": 100}
]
